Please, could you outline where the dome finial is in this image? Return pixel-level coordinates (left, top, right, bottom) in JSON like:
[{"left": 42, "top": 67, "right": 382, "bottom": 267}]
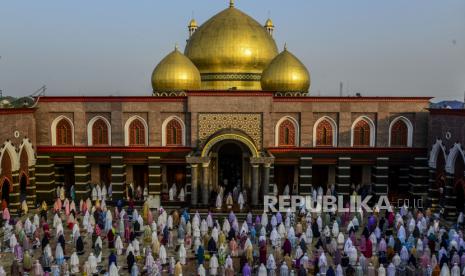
[
  {"left": 284, "top": 43, "right": 287, "bottom": 51},
  {"left": 174, "top": 43, "right": 179, "bottom": 51},
  {"left": 229, "top": 0, "right": 234, "bottom": 8}
]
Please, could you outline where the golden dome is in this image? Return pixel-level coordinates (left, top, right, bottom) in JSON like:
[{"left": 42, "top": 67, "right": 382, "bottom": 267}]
[
  {"left": 188, "top": 19, "right": 198, "bottom": 28},
  {"left": 184, "top": 4, "right": 278, "bottom": 90},
  {"left": 264, "top": 18, "right": 274, "bottom": 28},
  {"left": 261, "top": 46, "right": 311, "bottom": 93},
  {"left": 151, "top": 47, "right": 201, "bottom": 92}
]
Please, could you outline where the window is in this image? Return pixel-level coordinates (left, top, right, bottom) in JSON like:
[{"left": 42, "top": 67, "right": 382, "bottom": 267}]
[
  {"left": 166, "top": 119, "right": 182, "bottom": 146},
  {"left": 353, "top": 120, "right": 371, "bottom": 146},
  {"left": 278, "top": 119, "right": 296, "bottom": 146},
  {"left": 129, "top": 119, "right": 146, "bottom": 146},
  {"left": 56, "top": 119, "right": 72, "bottom": 145},
  {"left": 316, "top": 120, "right": 333, "bottom": 146},
  {"left": 391, "top": 120, "right": 408, "bottom": 146},
  {"left": 92, "top": 119, "right": 109, "bottom": 145}
]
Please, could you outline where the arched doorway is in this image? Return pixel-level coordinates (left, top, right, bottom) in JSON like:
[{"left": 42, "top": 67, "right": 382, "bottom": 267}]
[
  {"left": 1, "top": 179, "right": 10, "bottom": 208},
  {"left": 20, "top": 174, "right": 27, "bottom": 202},
  {"left": 218, "top": 142, "right": 244, "bottom": 194}
]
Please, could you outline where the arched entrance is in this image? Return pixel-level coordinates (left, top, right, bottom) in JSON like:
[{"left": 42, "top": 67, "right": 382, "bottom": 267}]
[
  {"left": 1, "top": 179, "right": 10, "bottom": 208},
  {"left": 218, "top": 142, "right": 244, "bottom": 194}
]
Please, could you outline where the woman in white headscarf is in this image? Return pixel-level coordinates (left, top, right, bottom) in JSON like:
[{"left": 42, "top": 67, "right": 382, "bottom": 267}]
[{"left": 70, "top": 251, "right": 80, "bottom": 274}]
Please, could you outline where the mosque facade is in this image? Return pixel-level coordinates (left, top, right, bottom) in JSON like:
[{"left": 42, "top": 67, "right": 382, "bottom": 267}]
[{"left": 0, "top": 1, "right": 442, "bottom": 215}]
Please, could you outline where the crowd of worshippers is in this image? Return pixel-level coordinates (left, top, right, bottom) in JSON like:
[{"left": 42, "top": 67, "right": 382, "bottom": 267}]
[{"left": 1, "top": 187, "right": 465, "bottom": 276}]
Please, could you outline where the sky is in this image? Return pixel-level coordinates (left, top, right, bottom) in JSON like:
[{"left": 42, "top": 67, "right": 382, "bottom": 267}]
[{"left": 0, "top": 0, "right": 464, "bottom": 101}]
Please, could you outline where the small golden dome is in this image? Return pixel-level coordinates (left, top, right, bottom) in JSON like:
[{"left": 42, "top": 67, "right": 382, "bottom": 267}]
[
  {"left": 188, "top": 18, "right": 198, "bottom": 28},
  {"left": 184, "top": 4, "right": 278, "bottom": 90},
  {"left": 261, "top": 46, "right": 311, "bottom": 93},
  {"left": 264, "top": 18, "right": 274, "bottom": 28},
  {"left": 151, "top": 46, "right": 201, "bottom": 92}
]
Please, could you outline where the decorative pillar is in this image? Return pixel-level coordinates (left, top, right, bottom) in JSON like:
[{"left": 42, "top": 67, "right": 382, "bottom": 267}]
[
  {"left": 26, "top": 164, "right": 36, "bottom": 208},
  {"left": 444, "top": 173, "right": 457, "bottom": 221},
  {"left": 428, "top": 168, "right": 440, "bottom": 211},
  {"left": 185, "top": 165, "right": 192, "bottom": 203},
  {"left": 252, "top": 164, "right": 259, "bottom": 206},
  {"left": 372, "top": 157, "right": 389, "bottom": 196},
  {"left": 35, "top": 155, "right": 55, "bottom": 204},
  {"left": 262, "top": 164, "right": 270, "bottom": 198},
  {"left": 191, "top": 164, "right": 198, "bottom": 205},
  {"left": 9, "top": 170, "right": 20, "bottom": 214},
  {"left": 269, "top": 165, "right": 275, "bottom": 195},
  {"left": 336, "top": 157, "right": 351, "bottom": 195},
  {"left": 299, "top": 156, "right": 312, "bottom": 196},
  {"left": 409, "top": 157, "right": 429, "bottom": 204},
  {"left": 74, "top": 156, "right": 91, "bottom": 201},
  {"left": 202, "top": 163, "right": 209, "bottom": 205},
  {"left": 111, "top": 156, "right": 126, "bottom": 200},
  {"left": 148, "top": 156, "right": 161, "bottom": 208}
]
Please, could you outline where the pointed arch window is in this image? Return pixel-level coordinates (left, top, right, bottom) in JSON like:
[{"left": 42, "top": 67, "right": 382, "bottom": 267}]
[
  {"left": 353, "top": 120, "right": 371, "bottom": 146},
  {"left": 390, "top": 120, "right": 408, "bottom": 147},
  {"left": 92, "top": 119, "right": 109, "bottom": 145},
  {"left": 56, "top": 119, "right": 72, "bottom": 145},
  {"left": 166, "top": 119, "right": 183, "bottom": 146},
  {"left": 316, "top": 120, "right": 333, "bottom": 146},
  {"left": 129, "top": 119, "right": 146, "bottom": 146},
  {"left": 278, "top": 120, "right": 296, "bottom": 146}
]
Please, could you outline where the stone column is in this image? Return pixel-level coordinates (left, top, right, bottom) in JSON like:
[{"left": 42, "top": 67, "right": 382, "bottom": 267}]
[
  {"left": 191, "top": 164, "right": 198, "bottom": 205},
  {"left": 252, "top": 164, "right": 259, "bottom": 206},
  {"left": 74, "top": 156, "right": 91, "bottom": 201},
  {"left": 372, "top": 157, "right": 389, "bottom": 197},
  {"left": 110, "top": 156, "right": 126, "bottom": 200},
  {"left": 202, "top": 163, "right": 209, "bottom": 205},
  {"left": 409, "top": 156, "right": 429, "bottom": 202},
  {"left": 35, "top": 155, "right": 55, "bottom": 204},
  {"left": 336, "top": 157, "right": 351, "bottom": 196},
  {"left": 428, "top": 168, "right": 440, "bottom": 211},
  {"left": 444, "top": 173, "right": 457, "bottom": 221},
  {"left": 299, "top": 156, "right": 313, "bottom": 196},
  {"left": 262, "top": 164, "right": 270, "bottom": 198}
]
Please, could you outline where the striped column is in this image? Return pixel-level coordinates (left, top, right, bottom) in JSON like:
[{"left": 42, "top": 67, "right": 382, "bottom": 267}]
[
  {"left": 372, "top": 157, "right": 389, "bottom": 196},
  {"left": 299, "top": 157, "right": 313, "bottom": 196},
  {"left": 185, "top": 165, "right": 192, "bottom": 201},
  {"left": 269, "top": 165, "right": 275, "bottom": 195},
  {"left": 9, "top": 170, "right": 20, "bottom": 214},
  {"left": 27, "top": 165, "right": 36, "bottom": 208},
  {"left": 428, "top": 168, "right": 440, "bottom": 211},
  {"left": 111, "top": 156, "right": 126, "bottom": 200},
  {"left": 409, "top": 157, "right": 429, "bottom": 202},
  {"left": 74, "top": 156, "right": 90, "bottom": 201},
  {"left": 148, "top": 156, "right": 162, "bottom": 196},
  {"left": 336, "top": 157, "right": 351, "bottom": 195},
  {"left": 444, "top": 173, "right": 457, "bottom": 221},
  {"left": 35, "top": 155, "right": 55, "bottom": 204},
  {"left": 398, "top": 167, "right": 410, "bottom": 191}
]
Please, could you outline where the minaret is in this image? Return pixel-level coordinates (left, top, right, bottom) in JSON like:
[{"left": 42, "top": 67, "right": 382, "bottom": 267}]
[
  {"left": 188, "top": 18, "right": 198, "bottom": 37},
  {"left": 264, "top": 18, "right": 274, "bottom": 37}
]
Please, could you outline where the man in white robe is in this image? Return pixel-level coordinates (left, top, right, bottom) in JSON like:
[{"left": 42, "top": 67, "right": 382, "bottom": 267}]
[
  {"left": 169, "top": 185, "right": 175, "bottom": 201},
  {"left": 238, "top": 192, "right": 245, "bottom": 210},
  {"left": 70, "top": 252, "right": 80, "bottom": 274},
  {"left": 215, "top": 193, "right": 223, "bottom": 209},
  {"left": 88, "top": 253, "right": 98, "bottom": 274},
  {"left": 209, "top": 254, "right": 219, "bottom": 275},
  {"left": 178, "top": 243, "right": 187, "bottom": 265}
]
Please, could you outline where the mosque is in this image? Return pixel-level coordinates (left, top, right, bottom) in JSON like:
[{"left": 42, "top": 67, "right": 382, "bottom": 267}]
[{"left": 1, "top": 0, "right": 445, "bottom": 215}]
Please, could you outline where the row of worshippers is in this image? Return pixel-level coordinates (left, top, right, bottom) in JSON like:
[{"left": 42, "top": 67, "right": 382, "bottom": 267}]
[
  {"left": 91, "top": 182, "right": 112, "bottom": 202},
  {"left": 5, "top": 184, "right": 465, "bottom": 275}
]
